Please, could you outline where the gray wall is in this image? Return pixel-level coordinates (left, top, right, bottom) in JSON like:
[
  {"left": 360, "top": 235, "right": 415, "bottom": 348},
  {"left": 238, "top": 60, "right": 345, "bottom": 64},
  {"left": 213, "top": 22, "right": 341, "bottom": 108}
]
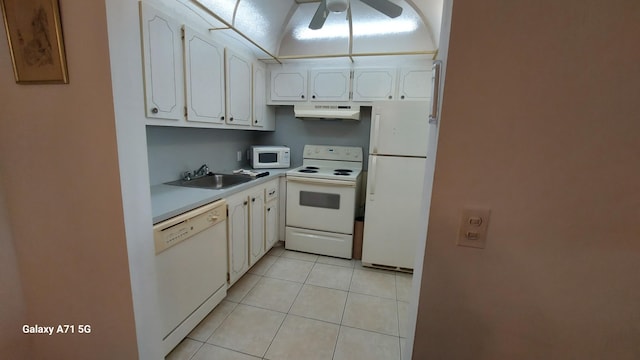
[
  {"left": 256, "top": 106, "right": 372, "bottom": 168},
  {"left": 147, "top": 107, "right": 372, "bottom": 185},
  {"left": 146, "top": 126, "right": 260, "bottom": 185}
]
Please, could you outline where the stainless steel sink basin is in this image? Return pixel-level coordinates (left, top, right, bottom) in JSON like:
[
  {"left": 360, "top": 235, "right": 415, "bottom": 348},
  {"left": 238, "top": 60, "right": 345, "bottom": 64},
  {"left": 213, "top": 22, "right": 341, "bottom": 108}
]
[{"left": 165, "top": 173, "right": 253, "bottom": 189}]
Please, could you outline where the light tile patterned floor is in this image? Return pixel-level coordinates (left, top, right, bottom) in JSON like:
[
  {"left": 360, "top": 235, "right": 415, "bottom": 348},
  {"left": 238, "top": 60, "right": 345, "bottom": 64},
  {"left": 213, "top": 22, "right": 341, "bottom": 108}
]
[{"left": 166, "top": 243, "right": 413, "bottom": 360}]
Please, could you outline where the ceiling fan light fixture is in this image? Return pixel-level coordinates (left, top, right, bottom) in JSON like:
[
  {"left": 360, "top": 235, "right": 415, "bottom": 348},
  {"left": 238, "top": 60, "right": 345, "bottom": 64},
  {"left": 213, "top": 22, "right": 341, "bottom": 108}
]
[{"left": 327, "top": 0, "right": 349, "bottom": 13}]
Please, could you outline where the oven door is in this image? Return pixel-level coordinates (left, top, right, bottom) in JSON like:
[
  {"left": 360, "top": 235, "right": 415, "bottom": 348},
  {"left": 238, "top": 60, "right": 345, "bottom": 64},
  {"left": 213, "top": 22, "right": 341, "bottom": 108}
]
[{"left": 286, "top": 176, "right": 356, "bottom": 234}]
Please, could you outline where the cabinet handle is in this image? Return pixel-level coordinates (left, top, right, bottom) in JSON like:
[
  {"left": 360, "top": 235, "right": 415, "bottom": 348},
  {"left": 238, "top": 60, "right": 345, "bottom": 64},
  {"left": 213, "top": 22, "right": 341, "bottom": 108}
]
[
  {"left": 220, "top": 116, "right": 225, "bottom": 120},
  {"left": 401, "top": 95, "right": 405, "bottom": 99},
  {"left": 243, "top": 201, "right": 248, "bottom": 205},
  {"left": 301, "top": 95, "right": 305, "bottom": 99},
  {"left": 251, "top": 198, "right": 255, "bottom": 202},
  {"left": 388, "top": 95, "right": 393, "bottom": 99},
  {"left": 230, "top": 117, "right": 234, "bottom": 122},
  {"left": 254, "top": 119, "right": 258, "bottom": 124},
  {"left": 267, "top": 207, "right": 271, "bottom": 212},
  {"left": 151, "top": 107, "right": 158, "bottom": 114},
  {"left": 312, "top": 95, "right": 316, "bottom": 99}
]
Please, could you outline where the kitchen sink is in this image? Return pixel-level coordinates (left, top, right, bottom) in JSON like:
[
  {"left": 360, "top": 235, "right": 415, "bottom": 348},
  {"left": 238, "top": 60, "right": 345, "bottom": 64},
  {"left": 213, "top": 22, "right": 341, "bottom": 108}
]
[{"left": 165, "top": 173, "right": 253, "bottom": 189}]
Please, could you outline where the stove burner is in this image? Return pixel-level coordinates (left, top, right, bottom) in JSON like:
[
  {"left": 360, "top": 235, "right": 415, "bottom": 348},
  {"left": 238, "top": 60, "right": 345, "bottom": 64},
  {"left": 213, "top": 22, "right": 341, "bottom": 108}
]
[
  {"left": 299, "top": 169, "right": 318, "bottom": 173},
  {"left": 334, "top": 171, "right": 352, "bottom": 176},
  {"left": 334, "top": 169, "right": 353, "bottom": 173},
  {"left": 305, "top": 166, "right": 319, "bottom": 170}
]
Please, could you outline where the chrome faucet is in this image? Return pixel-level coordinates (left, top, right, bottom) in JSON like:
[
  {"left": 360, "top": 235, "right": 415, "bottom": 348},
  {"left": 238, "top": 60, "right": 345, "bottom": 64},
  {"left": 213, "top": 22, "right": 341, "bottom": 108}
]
[{"left": 194, "top": 164, "right": 210, "bottom": 177}]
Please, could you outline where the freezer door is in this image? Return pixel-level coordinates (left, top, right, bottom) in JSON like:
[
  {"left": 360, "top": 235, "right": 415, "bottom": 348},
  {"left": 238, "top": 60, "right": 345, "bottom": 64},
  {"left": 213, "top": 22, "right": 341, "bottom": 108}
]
[
  {"left": 362, "top": 155, "right": 427, "bottom": 269},
  {"left": 370, "top": 101, "right": 430, "bottom": 157}
]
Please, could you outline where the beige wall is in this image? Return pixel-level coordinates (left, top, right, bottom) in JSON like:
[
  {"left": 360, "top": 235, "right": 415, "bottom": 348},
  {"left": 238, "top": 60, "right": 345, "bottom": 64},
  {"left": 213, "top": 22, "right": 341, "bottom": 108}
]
[
  {"left": 413, "top": 0, "right": 640, "bottom": 359},
  {"left": 0, "top": 1, "right": 138, "bottom": 359},
  {"left": 0, "top": 179, "right": 30, "bottom": 359}
]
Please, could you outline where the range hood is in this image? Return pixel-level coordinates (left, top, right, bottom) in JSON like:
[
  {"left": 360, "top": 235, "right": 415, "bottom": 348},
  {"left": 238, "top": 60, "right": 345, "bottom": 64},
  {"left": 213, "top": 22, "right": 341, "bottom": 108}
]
[{"left": 294, "top": 104, "right": 361, "bottom": 120}]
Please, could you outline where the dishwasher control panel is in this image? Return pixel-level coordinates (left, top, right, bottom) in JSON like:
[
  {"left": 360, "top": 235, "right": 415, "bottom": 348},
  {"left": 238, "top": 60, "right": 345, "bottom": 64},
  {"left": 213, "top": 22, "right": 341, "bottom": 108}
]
[{"left": 153, "top": 200, "right": 227, "bottom": 254}]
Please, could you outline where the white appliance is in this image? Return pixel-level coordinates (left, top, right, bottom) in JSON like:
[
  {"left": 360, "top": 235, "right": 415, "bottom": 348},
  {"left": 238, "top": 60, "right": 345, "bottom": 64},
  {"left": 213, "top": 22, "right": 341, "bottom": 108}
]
[
  {"left": 153, "top": 200, "right": 227, "bottom": 356},
  {"left": 251, "top": 145, "right": 290, "bottom": 169},
  {"left": 285, "top": 145, "right": 363, "bottom": 258},
  {"left": 294, "top": 104, "right": 361, "bottom": 120},
  {"left": 361, "top": 101, "right": 432, "bottom": 271}
]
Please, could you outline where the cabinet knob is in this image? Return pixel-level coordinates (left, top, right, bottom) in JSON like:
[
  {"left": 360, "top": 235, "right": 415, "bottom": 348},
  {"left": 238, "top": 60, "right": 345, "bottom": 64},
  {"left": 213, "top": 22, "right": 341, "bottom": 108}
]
[
  {"left": 230, "top": 117, "right": 234, "bottom": 122},
  {"left": 151, "top": 107, "right": 158, "bottom": 114},
  {"left": 254, "top": 119, "right": 258, "bottom": 124},
  {"left": 267, "top": 207, "right": 271, "bottom": 212},
  {"left": 301, "top": 95, "right": 305, "bottom": 99},
  {"left": 312, "top": 95, "right": 316, "bottom": 99},
  {"left": 251, "top": 198, "right": 256, "bottom": 202},
  {"left": 388, "top": 95, "right": 393, "bottom": 99},
  {"left": 243, "top": 201, "right": 248, "bottom": 205},
  {"left": 220, "top": 116, "right": 225, "bottom": 120},
  {"left": 401, "top": 95, "right": 405, "bottom": 99}
]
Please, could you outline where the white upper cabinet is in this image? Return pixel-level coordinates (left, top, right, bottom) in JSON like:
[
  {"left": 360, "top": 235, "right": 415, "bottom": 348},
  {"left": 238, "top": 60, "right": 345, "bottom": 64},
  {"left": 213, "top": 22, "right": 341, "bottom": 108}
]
[
  {"left": 352, "top": 68, "right": 397, "bottom": 101},
  {"left": 252, "top": 62, "right": 266, "bottom": 128},
  {"left": 225, "top": 49, "right": 252, "bottom": 127},
  {"left": 309, "top": 69, "right": 351, "bottom": 102},
  {"left": 270, "top": 69, "right": 308, "bottom": 102},
  {"left": 398, "top": 67, "right": 432, "bottom": 101},
  {"left": 140, "top": 2, "right": 184, "bottom": 120},
  {"left": 184, "top": 26, "right": 225, "bottom": 124}
]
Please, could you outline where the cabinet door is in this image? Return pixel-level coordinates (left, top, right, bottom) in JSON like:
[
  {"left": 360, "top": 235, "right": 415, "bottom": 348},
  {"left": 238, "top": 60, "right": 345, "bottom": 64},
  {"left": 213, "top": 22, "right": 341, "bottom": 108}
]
[
  {"left": 310, "top": 69, "right": 351, "bottom": 102},
  {"left": 352, "top": 68, "right": 397, "bottom": 101},
  {"left": 252, "top": 62, "right": 266, "bottom": 128},
  {"left": 225, "top": 49, "right": 252, "bottom": 126},
  {"left": 265, "top": 199, "right": 278, "bottom": 251},
  {"left": 270, "top": 69, "right": 307, "bottom": 102},
  {"left": 140, "top": 2, "right": 184, "bottom": 120},
  {"left": 398, "top": 67, "right": 432, "bottom": 101},
  {"left": 227, "top": 192, "right": 249, "bottom": 285},
  {"left": 248, "top": 188, "right": 265, "bottom": 266},
  {"left": 184, "top": 27, "right": 225, "bottom": 124}
]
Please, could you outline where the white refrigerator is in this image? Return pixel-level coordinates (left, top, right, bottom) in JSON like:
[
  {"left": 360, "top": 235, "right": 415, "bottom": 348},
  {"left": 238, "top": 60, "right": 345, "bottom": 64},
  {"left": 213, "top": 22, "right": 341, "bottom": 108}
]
[{"left": 361, "top": 101, "right": 432, "bottom": 270}]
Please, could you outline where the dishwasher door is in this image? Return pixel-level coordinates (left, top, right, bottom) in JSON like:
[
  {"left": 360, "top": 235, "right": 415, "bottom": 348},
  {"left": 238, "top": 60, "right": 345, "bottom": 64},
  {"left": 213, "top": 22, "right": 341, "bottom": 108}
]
[{"left": 153, "top": 199, "right": 227, "bottom": 355}]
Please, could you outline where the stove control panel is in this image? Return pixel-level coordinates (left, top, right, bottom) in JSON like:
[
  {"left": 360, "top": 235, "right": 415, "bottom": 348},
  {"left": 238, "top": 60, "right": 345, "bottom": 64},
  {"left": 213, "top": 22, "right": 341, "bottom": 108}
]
[{"left": 303, "top": 145, "right": 363, "bottom": 162}]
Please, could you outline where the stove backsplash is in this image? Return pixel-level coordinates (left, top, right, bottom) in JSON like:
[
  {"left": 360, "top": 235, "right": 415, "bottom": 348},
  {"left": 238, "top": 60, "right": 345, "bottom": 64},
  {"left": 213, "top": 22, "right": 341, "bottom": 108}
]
[
  {"left": 146, "top": 126, "right": 259, "bottom": 185},
  {"left": 255, "top": 106, "right": 372, "bottom": 169}
]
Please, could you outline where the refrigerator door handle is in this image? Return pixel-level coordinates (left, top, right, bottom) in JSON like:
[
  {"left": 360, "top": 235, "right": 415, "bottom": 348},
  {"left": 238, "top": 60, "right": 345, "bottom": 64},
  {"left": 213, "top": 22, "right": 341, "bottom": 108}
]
[
  {"left": 372, "top": 114, "right": 381, "bottom": 153},
  {"left": 369, "top": 156, "right": 377, "bottom": 200},
  {"left": 429, "top": 60, "right": 442, "bottom": 125}
]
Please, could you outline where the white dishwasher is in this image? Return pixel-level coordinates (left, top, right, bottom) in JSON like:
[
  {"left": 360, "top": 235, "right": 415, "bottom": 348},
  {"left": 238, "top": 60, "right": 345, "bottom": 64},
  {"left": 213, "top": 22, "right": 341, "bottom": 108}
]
[{"left": 153, "top": 199, "right": 228, "bottom": 356}]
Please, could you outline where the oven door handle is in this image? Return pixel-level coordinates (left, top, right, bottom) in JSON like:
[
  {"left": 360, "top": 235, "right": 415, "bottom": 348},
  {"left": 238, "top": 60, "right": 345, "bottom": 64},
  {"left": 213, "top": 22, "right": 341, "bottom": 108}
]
[{"left": 287, "top": 176, "right": 356, "bottom": 188}]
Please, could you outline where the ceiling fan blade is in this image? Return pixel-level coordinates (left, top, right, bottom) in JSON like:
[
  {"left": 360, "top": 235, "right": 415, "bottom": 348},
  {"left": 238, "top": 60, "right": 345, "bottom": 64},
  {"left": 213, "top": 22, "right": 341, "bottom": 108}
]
[
  {"left": 309, "top": 0, "right": 329, "bottom": 30},
  {"left": 359, "top": 0, "right": 403, "bottom": 18}
]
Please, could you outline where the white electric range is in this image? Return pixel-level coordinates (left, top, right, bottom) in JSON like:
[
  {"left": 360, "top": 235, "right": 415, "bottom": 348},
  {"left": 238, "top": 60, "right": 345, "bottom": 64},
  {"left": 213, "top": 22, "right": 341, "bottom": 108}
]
[{"left": 285, "top": 145, "right": 363, "bottom": 259}]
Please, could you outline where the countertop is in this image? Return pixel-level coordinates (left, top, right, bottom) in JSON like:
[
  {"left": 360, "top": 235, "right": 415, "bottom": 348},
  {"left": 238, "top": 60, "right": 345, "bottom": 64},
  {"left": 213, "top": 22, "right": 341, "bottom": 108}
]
[{"left": 150, "top": 169, "right": 290, "bottom": 224}]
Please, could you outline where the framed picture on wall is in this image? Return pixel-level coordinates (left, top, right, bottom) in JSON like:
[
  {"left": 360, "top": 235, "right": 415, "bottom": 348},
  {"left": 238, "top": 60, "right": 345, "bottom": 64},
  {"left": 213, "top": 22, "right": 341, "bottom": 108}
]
[{"left": 0, "top": 0, "right": 68, "bottom": 84}]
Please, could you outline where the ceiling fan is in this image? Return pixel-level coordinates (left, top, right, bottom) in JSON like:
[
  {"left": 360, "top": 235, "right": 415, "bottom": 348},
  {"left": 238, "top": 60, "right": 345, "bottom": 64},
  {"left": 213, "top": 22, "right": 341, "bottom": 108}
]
[{"left": 307, "top": 0, "right": 403, "bottom": 30}]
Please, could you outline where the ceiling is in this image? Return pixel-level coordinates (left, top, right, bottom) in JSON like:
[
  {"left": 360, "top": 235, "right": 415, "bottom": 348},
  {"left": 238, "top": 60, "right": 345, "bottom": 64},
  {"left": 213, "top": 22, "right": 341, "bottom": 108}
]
[{"left": 185, "top": 0, "right": 443, "bottom": 61}]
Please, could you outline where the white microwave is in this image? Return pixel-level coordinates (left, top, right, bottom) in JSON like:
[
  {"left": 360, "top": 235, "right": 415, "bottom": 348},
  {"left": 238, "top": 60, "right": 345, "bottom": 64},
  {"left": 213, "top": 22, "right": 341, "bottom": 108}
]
[{"left": 251, "top": 146, "right": 290, "bottom": 169}]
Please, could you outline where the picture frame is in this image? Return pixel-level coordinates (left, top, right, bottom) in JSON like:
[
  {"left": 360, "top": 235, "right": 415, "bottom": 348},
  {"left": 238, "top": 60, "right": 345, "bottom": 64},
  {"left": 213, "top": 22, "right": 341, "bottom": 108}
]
[{"left": 0, "top": 0, "right": 68, "bottom": 84}]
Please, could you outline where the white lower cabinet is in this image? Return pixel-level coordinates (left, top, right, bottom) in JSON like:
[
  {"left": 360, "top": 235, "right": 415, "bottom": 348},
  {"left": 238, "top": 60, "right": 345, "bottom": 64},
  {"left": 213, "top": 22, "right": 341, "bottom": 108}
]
[
  {"left": 265, "top": 179, "right": 279, "bottom": 250},
  {"left": 226, "top": 191, "right": 249, "bottom": 286},
  {"left": 226, "top": 179, "right": 280, "bottom": 286},
  {"left": 248, "top": 187, "right": 266, "bottom": 266}
]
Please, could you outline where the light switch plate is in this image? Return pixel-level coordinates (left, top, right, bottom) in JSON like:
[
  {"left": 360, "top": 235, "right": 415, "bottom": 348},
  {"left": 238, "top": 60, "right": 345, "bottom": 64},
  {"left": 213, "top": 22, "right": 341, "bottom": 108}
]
[{"left": 457, "top": 207, "right": 491, "bottom": 249}]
